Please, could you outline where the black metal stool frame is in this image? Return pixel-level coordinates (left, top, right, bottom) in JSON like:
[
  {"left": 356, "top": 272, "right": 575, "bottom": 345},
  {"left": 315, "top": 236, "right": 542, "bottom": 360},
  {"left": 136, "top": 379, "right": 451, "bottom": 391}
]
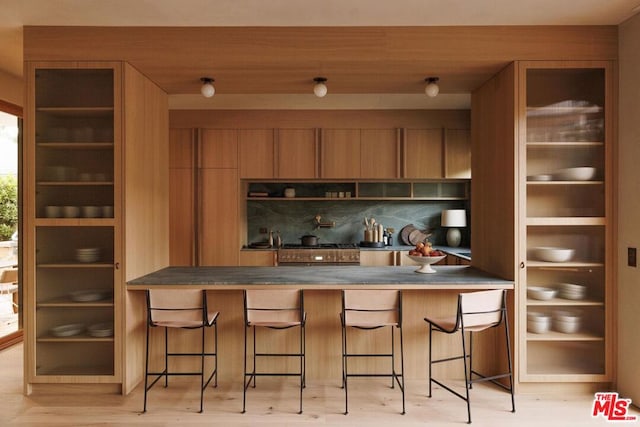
[
  {"left": 242, "top": 289, "right": 306, "bottom": 414},
  {"left": 341, "top": 290, "right": 405, "bottom": 415},
  {"left": 425, "top": 289, "right": 515, "bottom": 424},
  {"left": 143, "top": 289, "right": 218, "bottom": 413}
]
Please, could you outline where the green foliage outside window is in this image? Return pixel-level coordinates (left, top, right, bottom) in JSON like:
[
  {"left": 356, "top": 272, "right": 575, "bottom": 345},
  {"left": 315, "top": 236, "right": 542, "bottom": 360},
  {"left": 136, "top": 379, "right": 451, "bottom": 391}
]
[{"left": 0, "top": 175, "right": 17, "bottom": 241}]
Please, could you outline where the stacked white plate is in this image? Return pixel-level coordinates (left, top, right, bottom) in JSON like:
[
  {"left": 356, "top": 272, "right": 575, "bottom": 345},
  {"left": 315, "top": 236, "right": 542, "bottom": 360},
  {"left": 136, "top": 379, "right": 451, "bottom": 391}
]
[
  {"left": 50, "top": 323, "right": 84, "bottom": 337},
  {"left": 76, "top": 247, "right": 101, "bottom": 263},
  {"left": 552, "top": 310, "right": 582, "bottom": 334},
  {"left": 69, "top": 289, "right": 111, "bottom": 302},
  {"left": 88, "top": 322, "right": 114, "bottom": 338},
  {"left": 558, "top": 283, "right": 587, "bottom": 300},
  {"left": 527, "top": 286, "right": 558, "bottom": 301}
]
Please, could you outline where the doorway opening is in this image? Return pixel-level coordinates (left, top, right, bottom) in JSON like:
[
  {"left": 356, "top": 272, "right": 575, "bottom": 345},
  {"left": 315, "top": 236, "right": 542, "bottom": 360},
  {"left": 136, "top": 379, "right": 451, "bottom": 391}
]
[{"left": 0, "top": 101, "right": 22, "bottom": 349}]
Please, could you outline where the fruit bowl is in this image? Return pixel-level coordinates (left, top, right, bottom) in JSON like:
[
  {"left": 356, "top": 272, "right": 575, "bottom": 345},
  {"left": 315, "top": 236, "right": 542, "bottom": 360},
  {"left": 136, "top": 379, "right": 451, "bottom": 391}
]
[{"left": 407, "top": 254, "right": 446, "bottom": 274}]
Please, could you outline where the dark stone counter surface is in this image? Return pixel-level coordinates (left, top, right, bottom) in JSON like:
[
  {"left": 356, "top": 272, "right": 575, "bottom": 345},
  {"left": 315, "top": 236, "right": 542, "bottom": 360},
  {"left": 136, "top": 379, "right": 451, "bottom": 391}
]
[{"left": 128, "top": 265, "right": 512, "bottom": 290}]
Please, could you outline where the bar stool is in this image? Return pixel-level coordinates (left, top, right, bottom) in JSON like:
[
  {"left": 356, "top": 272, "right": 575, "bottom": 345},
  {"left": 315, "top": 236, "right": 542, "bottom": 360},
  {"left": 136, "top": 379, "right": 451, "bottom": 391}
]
[
  {"left": 341, "top": 289, "right": 405, "bottom": 415},
  {"left": 424, "top": 289, "right": 515, "bottom": 424},
  {"left": 243, "top": 289, "right": 306, "bottom": 414},
  {"left": 143, "top": 289, "right": 219, "bottom": 413}
]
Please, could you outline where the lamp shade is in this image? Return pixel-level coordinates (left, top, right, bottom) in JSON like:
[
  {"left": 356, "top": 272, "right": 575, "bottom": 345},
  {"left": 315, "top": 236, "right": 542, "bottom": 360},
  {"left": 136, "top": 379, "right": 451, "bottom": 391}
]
[{"left": 441, "top": 209, "right": 466, "bottom": 227}]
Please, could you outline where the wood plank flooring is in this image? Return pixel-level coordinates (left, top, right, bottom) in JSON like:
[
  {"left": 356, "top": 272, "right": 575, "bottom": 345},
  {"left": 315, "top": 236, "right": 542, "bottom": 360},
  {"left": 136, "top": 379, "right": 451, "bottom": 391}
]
[{"left": 1, "top": 343, "right": 637, "bottom": 426}]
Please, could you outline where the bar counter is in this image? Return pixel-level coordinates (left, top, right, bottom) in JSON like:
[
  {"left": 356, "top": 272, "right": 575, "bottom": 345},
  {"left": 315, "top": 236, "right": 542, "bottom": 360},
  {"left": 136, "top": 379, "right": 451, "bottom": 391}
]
[
  {"left": 126, "top": 266, "right": 513, "bottom": 387},
  {"left": 127, "top": 265, "right": 513, "bottom": 289}
]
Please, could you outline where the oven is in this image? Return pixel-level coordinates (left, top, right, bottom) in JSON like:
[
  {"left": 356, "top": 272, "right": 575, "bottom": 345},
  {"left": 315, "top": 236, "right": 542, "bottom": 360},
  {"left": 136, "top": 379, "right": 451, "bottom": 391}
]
[{"left": 277, "top": 243, "right": 360, "bottom": 266}]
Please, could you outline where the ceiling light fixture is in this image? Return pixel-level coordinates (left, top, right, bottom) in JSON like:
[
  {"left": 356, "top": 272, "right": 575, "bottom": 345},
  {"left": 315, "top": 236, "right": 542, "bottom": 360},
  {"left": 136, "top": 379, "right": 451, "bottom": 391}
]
[
  {"left": 424, "top": 77, "right": 440, "bottom": 97},
  {"left": 313, "top": 77, "right": 328, "bottom": 98},
  {"left": 200, "top": 77, "right": 215, "bottom": 98}
]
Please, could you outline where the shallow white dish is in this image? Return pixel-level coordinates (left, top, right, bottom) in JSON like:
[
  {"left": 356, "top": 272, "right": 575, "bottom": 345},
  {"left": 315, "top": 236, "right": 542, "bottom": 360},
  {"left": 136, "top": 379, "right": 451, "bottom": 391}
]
[
  {"left": 76, "top": 248, "right": 101, "bottom": 263},
  {"left": 552, "top": 167, "right": 597, "bottom": 181},
  {"left": 531, "top": 247, "right": 575, "bottom": 263},
  {"left": 407, "top": 254, "right": 446, "bottom": 274},
  {"left": 50, "top": 323, "right": 84, "bottom": 337},
  {"left": 553, "top": 319, "right": 581, "bottom": 333},
  {"left": 87, "top": 322, "right": 114, "bottom": 338},
  {"left": 527, "top": 286, "right": 558, "bottom": 301},
  {"left": 69, "top": 289, "right": 111, "bottom": 302},
  {"left": 527, "top": 174, "right": 553, "bottom": 182}
]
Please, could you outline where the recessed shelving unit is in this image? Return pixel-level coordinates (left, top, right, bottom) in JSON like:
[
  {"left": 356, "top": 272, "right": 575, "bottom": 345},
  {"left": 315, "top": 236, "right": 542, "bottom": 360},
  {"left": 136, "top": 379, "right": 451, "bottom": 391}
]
[{"left": 519, "top": 63, "right": 613, "bottom": 383}]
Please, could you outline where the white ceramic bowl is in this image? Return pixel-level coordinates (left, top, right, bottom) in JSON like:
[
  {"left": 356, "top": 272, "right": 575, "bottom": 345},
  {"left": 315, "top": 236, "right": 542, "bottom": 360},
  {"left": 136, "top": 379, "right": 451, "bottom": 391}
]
[
  {"left": 44, "top": 205, "right": 62, "bottom": 218},
  {"left": 553, "top": 319, "right": 581, "bottom": 333},
  {"left": 553, "top": 310, "right": 582, "bottom": 323},
  {"left": 527, "top": 286, "right": 558, "bottom": 301},
  {"left": 62, "top": 206, "right": 80, "bottom": 218},
  {"left": 81, "top": 206, "right": 102, "bottom": 218},
  {"left": 527, "top": 174, "right": 553, "bottom": 182},
  {"left": 531, "top": 247, "right": 575, "bottom": 263},
  {"left": 50, "top": 323, "right": 84, "bottom": 337},
  {"left": 75, "top": 248, "right": 101, "bottom": 263},
  {"left": 527, "top": 312, "right": 551, "bottom": 334},
  {"left": 87, "top": 322, "right": 114, "bottom": 338},
  {"left": 407, "top": 254, "right": 446, "bottom": 274},
  {"left": 552, "top": 167, "right": 597, "bottom": 181}
]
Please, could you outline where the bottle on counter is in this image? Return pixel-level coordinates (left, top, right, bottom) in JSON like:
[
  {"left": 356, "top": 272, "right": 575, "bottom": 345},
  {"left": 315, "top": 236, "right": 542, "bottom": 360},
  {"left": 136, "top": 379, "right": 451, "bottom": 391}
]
[
  {"left": 377, "top": 223, "right": 384, "bottom": 243},
  {"left": 383, "top": 228, "right": 389, "bottom": 245},
  {"left": 387, "top": 228, "right": 394, "bottom": 246},
  {"left": 268, "top": 230, "right": 274, "bottom": 247}
]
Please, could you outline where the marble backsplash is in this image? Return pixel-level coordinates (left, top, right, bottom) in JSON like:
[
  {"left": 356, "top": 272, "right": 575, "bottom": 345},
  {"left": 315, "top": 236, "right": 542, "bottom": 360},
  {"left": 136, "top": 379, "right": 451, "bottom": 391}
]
[{"left": 246, "top": 200, "right": 469, "bottom": 247}]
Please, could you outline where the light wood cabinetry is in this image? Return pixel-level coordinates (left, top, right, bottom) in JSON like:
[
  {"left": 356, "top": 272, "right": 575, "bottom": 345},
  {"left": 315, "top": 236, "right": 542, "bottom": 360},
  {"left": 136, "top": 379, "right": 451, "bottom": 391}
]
[
  {"left": 404, "top": 129, "right": 444, "bottom": 178},
  {"left": 201, "top": 129, "right": 237, "bottom": 169},
  {"left": 518, "top": 62, "right": 613, "bottom": 382},
  {"left": 24, "top": 61, "right": 169, "bottom": 392},
  {"left": 169, "top": 129, "right": 195, "bottom": 266},
  {"left": 360, "top": 129, "right": 400, "bottom": 179},
  {"left": 276, "top": 129, "right": 317, "bottom": 179},
  {"left": 320, "top": 129, "right": 361, "bottom": 178},
  {"left": 239, "top": 129, "right": 275, "bottom": 178},
  {"left": 444, "top": 129, "right": 471, "bottom": 178}
]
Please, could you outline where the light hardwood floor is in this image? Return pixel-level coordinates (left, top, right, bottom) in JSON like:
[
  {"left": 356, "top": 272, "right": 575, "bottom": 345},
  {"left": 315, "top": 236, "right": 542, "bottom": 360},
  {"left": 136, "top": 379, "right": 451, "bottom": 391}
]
[{"left": 1, "top": 343, "right": 636, "bottom": 426}]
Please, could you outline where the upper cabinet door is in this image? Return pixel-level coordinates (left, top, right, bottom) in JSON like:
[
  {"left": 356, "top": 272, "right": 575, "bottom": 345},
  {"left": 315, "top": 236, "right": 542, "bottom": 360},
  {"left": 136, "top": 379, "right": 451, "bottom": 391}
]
[
  {"left": 404, "top": 129, "right": 443, "bottom": 178},
  {"left": 277, "top": 129, "right": 317, "bottom": 179},
  {"left": 201, "top": 129, "right": 237, "bottom": 169},
  {"left": 239, "top": 129, "right": 275, "bottom": 178},
  {"left": 444, "top": 128, "right": 471, "bottom": 178},
  {"left": 360, "top": 129, "right": 400, "bottom": 179},
  {"left": 320, "top": 129, "right": 361, "bottom": 179}
]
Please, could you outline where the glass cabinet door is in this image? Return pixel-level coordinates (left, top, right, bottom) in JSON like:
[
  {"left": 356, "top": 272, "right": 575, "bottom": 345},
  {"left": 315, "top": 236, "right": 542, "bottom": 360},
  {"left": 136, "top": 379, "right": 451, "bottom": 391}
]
[
  {"left": 30, "top": 65, "right": 118, "bottom": 377},
  {"left": 520, "top": 63, "right": 613, "bottom": 381}
]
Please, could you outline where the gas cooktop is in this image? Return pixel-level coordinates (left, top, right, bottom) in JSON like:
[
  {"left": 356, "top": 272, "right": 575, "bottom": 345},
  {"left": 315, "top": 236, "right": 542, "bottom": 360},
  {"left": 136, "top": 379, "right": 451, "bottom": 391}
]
[{"left": 281, "top": 243, "right": 359, "bottom": 250}]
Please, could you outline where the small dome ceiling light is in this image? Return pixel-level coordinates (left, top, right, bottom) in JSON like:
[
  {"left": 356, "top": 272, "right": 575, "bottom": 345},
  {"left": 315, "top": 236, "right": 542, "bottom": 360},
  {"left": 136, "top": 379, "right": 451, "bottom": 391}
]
[
  {"left": 313, "top": 77, "right": 328, "bottom": 98},
  {"left": 424, "top": 77, "right": 440, "bottom": 97},
  {"left": 200, "top": 77, "right": 215, "bottom": 98}
]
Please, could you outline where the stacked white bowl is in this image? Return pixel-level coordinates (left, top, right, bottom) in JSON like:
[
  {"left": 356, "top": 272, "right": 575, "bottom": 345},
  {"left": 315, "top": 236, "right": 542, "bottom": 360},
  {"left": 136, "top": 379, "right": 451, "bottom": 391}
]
[
  {"left": 558, "top": 283, "right": 587, "bottom": 300},
  {"left": 75, "top": 247, "right": 101, "bottom": 263},
  {"left": 527, "top": 286, "right": 558, "bottom": 301},
  {"left": 527, "top": 311, "right": 551, "bottom": 334},
  {"left": 552, "top": 310, "right": 582, "bottom": 333},
  {"left": 531, "top": 247, "right": 575, "bottom": 262}
]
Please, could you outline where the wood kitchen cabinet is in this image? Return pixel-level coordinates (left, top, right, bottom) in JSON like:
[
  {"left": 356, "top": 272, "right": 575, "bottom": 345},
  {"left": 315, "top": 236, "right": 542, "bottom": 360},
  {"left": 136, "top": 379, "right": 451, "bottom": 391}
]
[
  {"left": 276, "top": 128, "right": 318, "bottom": 179},
  {"left": 24, "top": 61, "right": 169, "bottom": 393},
  {"left": 517, "top": 62, "right": 613, "bottom": 383},
  {"left": 404, "top": 128, "right": 443, "bottom": 178},
  {"left": 239, "top": 129, "right": 275, "bottom": 178},
  {"left": 169, "top": 129, "right": 195, "bottom": 266},
  {"left": 320, "top": 129, "right": 361, "bottom": 178},
  {"left": 360, "top": 129, "right": 400, "bottom": 178},
  {"left": 444, "top": 128, "right": 471, "bottom": 178}
]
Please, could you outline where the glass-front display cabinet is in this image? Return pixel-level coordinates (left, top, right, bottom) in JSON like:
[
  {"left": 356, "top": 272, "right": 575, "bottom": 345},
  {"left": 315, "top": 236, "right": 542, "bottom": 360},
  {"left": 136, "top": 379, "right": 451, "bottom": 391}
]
[
  {"left": 518, "top": 62, "right": 613, "bottom": 382},
  {"left": 25, "top": 63, "right": 121, "bottom": 382}
]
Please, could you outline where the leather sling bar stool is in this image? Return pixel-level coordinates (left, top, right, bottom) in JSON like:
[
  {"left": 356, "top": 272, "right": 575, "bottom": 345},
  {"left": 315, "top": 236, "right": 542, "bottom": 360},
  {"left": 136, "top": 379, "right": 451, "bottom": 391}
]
[
  {"left": 341, "top": 289, "right": 405, "bottom": 415},
  {"left": 243, "top": 289, "right": 306, "bottom": 414},
  {"left": 424, "top": 289, "right": 515, "bottom": 423},
  {"left": 143, "top": 289, "right": 219, "bottom": 413}
]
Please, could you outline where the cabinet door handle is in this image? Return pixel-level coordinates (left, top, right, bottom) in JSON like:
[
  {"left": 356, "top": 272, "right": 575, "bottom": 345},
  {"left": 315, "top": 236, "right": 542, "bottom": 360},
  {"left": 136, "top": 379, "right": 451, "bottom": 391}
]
[
  {"left": 115, "top": 262, "right": 120, "bottom": 270},
  {"left": 520, "top": 261, "right": 525, "bottom": 269}
]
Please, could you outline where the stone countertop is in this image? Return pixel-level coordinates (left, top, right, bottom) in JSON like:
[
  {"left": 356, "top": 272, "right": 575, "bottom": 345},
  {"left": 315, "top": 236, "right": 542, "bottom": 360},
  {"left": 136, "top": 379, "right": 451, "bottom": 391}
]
[{"left": 127, "top": 265, "right": 510, "bottom": 290}]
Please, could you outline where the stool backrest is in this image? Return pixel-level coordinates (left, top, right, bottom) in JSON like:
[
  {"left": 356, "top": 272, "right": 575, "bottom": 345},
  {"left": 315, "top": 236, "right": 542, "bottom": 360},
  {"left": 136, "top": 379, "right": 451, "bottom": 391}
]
[
  {"left": 0, "top": 268, "right": 18, "bottom": 284},
  {"left": 343, "top": 289, "right": 401, "bottom": 326},
  {"left": 458, "top": 289, "right": 505, "bottom": 331},
  {"left": 147, "top": 289, "right": 205, "bottom": 325},
  {"left": 244, "top": 289, "right": 303, "bottom": 324}
]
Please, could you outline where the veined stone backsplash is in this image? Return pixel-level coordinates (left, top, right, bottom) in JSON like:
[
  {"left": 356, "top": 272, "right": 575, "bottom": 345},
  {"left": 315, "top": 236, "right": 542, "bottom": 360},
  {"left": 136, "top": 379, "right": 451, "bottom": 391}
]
[{"left": 247, "top": 200, "right": 470, "bottom": 247}]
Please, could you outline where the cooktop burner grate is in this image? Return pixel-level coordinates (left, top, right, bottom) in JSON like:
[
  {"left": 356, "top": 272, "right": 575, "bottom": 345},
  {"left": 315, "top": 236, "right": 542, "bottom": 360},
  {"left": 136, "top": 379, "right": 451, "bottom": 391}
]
[{"left": 281, "top": 243, "right": 359, "bottom": 249}]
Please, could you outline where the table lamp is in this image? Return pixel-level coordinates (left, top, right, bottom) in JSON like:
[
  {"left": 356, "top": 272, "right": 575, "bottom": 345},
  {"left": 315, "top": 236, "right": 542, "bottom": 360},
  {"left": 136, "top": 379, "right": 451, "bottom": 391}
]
[{"left": 441, "top": 209, "right": 466, "bottom": 247}]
